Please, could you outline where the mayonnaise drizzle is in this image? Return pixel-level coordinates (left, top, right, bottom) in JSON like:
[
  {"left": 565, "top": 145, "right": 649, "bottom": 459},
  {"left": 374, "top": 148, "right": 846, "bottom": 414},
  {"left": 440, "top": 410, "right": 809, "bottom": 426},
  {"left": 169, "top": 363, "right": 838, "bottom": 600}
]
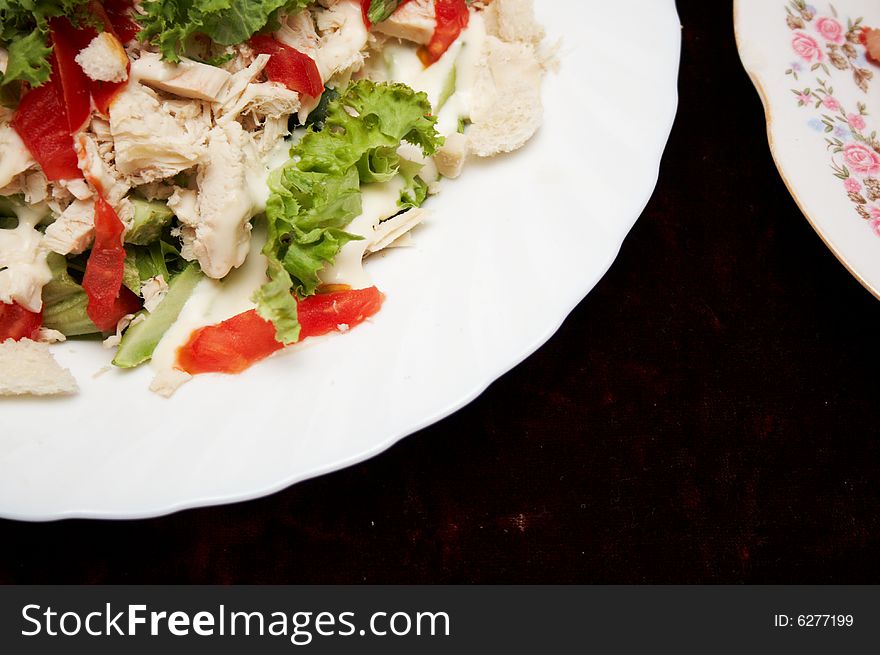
[
  {"left": 373, "top": 12, "right": 486, "bottom": 138},
  {"left": 0, "top": 201, "right": 52, "bottom": 312},
  {"left": 150, "top": 132, "right": 293, "bottom": 377},
  {"left": 150, "top": 220, "right": 270, "bottom": 376},
  {"left": 0, "top": 124, "right": 36, "bottom": 189},
  {"left": 146, "top": 14, "right": 489, "bottom": 375},
  {"left": 319, "top": 176, "right": 407, "bottom": 289}
]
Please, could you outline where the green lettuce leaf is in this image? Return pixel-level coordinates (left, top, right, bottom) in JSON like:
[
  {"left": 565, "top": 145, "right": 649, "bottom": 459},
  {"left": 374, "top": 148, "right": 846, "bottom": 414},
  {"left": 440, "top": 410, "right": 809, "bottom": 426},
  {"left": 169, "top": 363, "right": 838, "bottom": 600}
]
[
  {"left": 303, "top": 87, "right": 339, "bottom": 131},
  {"left": 398, "top": 157, "right": 428, "bottom": 209},
  {"left": 122, "top": 251, "right": 141, "bottom": 295},
  {"left": 2, "top": 28, "right": 52, "bottom": 88},
  {"left": 137, "top": 0, "right": 312, "bottom": 63},
  {"left": 263, "top": 164, "right": 362, "bottom": 300},
  {"left": 122, "top": 239, "right": 189, "bottom": 296},
  {"left": 41, "top": 253, "right": 99, "bottom": 336},
  {"left": 0, "top": 0, "right": 94, "bottom": 88},
  {"left": 296, "top": 81, "right": 443, "bottom": 174},
  {"left": 357, "top": 146, "right": 400, "bottom": 184},
  {"left": 254, "top": 80, "right": 443, "bottom": 342},
  {"left": 252, "top": 255, "right": 300, "bottom": 344}
]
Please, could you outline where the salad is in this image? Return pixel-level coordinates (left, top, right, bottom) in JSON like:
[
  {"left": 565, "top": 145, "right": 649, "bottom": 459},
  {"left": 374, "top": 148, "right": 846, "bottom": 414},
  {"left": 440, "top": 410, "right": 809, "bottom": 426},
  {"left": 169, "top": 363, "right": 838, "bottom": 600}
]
[{"left": 0, "top": 0, "right": 550, "bottom": 396}]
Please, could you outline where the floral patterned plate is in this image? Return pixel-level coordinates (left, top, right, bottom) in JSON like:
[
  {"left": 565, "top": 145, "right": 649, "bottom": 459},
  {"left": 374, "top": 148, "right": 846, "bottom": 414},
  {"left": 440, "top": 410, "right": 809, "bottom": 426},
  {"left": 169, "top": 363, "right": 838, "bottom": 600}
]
[{"left": 736, "top": 0, "right": 880, "bottom": 296}]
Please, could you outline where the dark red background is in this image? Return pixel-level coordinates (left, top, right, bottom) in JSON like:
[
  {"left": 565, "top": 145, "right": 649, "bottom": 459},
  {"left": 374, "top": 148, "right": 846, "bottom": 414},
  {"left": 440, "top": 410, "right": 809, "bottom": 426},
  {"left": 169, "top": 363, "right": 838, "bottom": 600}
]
[{"left": 2, "top": 1, "right": 879, "bottom": 583}]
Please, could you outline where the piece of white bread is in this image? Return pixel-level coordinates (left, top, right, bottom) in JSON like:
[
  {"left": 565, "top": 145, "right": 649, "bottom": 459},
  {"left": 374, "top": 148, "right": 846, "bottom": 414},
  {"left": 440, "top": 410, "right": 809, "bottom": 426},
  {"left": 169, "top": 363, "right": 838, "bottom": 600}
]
[
  {"left": 467, "top": 0, "right": 547, "bottom": 157},
  {"left": 0, "top": 338, "right": 78, "bottom": 396},
  {"left": 75, "top": 32, "right": 129, "bottom": 83},
  {"left": 467, "top": 35, "right": 544, "bottom": 156},
  {"left": 483, "top": 0, "right": 545, "bottom": 46}
]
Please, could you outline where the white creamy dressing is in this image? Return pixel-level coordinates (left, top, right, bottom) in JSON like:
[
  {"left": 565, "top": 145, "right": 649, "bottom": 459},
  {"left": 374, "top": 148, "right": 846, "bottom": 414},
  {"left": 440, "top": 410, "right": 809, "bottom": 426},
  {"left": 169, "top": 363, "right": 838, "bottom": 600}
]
[
  {"left": 143, "top": 14, "right": 487, "bottom": 373},
  {"left": 316, "top": 13, "right": 487, "bottom": 290},
  {"left": 151, "top": 221, "right": 270, "bottom": 376},
  {"left": 0, "top": 124, "right": 36, "bottom": 189},
  {"left": 379, "top": 12, "right": 486, "bottom": 138},
  {"left": 319, "top": 175, "right": 407, "bottom": 289},
  {"left": 0, "top": 202, "right": 52, "bottom": 312},
  {"left": 244, "top": 134, "right": 294, "bottom": 213},
  {"left": 150, "top": 132, "right": 294, "bottom": 375},
  {"left": 435, "top": 12, "right": 486, "bottom": 136}
]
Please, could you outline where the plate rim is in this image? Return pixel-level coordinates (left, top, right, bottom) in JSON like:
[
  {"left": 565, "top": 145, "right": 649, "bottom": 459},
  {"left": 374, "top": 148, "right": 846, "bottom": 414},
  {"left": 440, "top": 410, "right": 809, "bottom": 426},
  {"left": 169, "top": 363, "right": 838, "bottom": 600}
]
[
  {"left": 734, "top": 0, "right": 880, "bottom": 301},
  {"left": 3, "top": 1, "right": 683, "bottom": 522}
]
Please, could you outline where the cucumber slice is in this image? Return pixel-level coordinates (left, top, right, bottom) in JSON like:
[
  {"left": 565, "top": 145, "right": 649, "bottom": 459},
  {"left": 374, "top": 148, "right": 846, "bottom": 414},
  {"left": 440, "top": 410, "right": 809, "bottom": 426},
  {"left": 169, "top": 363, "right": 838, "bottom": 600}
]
[
  {"left": 437, "top": 64, "right": 457, "bottom": 111},
  {"left": 125, "top": 198, "right": 174, "bottom": 246},
  {"left": 112, "top": 264, "right": 203, "bottom": 368}
]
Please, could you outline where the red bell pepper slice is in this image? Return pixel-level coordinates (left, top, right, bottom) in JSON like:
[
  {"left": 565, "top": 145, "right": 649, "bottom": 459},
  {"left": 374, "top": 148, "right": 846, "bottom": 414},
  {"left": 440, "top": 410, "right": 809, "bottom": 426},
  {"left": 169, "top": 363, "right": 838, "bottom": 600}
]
[
  {"left": 14, "top": 6, "right": 132, "bottom": 178},
  {"left": 86, "top": 1, "right": 132, "bottom": 115},
  {"left": 176, "top": 286, "right": 385, "bottom": 375},
  {"left": 54, "top": 3, "right": 131, "bottom": 119},
  {"left": 49, "top": 18, "right": 93, "bottom": 133},
  {"left": 250, "top": 35, "right": 324, "bottom": 99},
  {"left": 11, "top": 68, "right": 82, "bottom": 181},
  {"left": 82, "top": 193, "right": 141, "bottom": 332},
  {"left": 89, "top": 63, "right": 131, "bottom": 117},
  {"left": 361, "top": 0, "right": 372, "bottom": 27},
  {"left": 103, "top": 0, "right": 141, "bottom": 45},
  {"left": 418, "top": 0, "right": 469, "bottom": 66},
  {"left": 861, "top": 27, "right": 880, "bottom": 65},
  {"left": 0, "top": 302, "right": 42, "bottom": 341}
]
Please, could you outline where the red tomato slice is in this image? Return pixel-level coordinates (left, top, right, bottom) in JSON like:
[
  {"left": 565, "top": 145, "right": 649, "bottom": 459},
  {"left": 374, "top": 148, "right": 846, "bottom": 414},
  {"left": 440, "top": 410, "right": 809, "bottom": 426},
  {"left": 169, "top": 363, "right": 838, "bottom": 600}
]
[
  {"left": 49, "top": 18, "right": 93, "bottom": 133},
  {"left": 0, "top": 302, "right": 42, "bottom": 341},
  {"left": 297, "top": 286, "right": 384, "bottom": 339},
  {"left": 250, "top": 35, "right": 323, "bottom": 98},
  {"left": 418, "top": 0, "right": 469, "bottom": 66},
  {"left": 177, "top": 287, "right": 385, "bottom": 375},
  {"left": 177, "top": 309, "right": 283, "bottom": 375},
  {"left": 11, "top": 71, "right": 82, "bottom": 181},
  {"left": 82, "top": 193, "right": 141, "bottom": 332}
]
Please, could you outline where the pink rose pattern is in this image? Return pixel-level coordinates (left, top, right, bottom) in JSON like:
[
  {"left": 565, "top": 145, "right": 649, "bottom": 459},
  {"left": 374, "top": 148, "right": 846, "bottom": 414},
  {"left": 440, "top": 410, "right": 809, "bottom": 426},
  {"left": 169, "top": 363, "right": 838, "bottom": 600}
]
[
  {"left": 815, "top": 17, "right": 844, "bottom": 43},
  {"left": 843, "top": 143, "right": 880, "bottom": 176},
  {"left": 785, "top": 2, "right": 880, "bottom": 234},
  {"left": 792, "top": 31, "right": 824, "bottom": 61}
]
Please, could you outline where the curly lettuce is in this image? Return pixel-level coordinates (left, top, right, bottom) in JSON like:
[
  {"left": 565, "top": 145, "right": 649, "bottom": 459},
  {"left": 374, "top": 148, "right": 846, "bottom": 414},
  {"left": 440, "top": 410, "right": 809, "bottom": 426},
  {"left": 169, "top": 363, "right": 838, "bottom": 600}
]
[
  {"left": 255, "top": 80, "right": 443, "bottom": 343},
  {"left": 0, "top": 0, "right": 93, "bottom": 88},
  {"left": 137, "top": 0, "right": 312, "bottom": 63}
]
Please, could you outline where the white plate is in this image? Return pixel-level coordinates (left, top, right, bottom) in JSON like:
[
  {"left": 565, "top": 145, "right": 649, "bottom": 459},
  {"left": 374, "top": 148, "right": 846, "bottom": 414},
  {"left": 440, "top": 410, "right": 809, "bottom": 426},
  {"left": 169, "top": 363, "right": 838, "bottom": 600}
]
[
  {"left": 0, "top": 0, "right": 681, "bottom": 520},
  {"left": 737, "top": 0, "right": 880, "bottom": 297}
]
